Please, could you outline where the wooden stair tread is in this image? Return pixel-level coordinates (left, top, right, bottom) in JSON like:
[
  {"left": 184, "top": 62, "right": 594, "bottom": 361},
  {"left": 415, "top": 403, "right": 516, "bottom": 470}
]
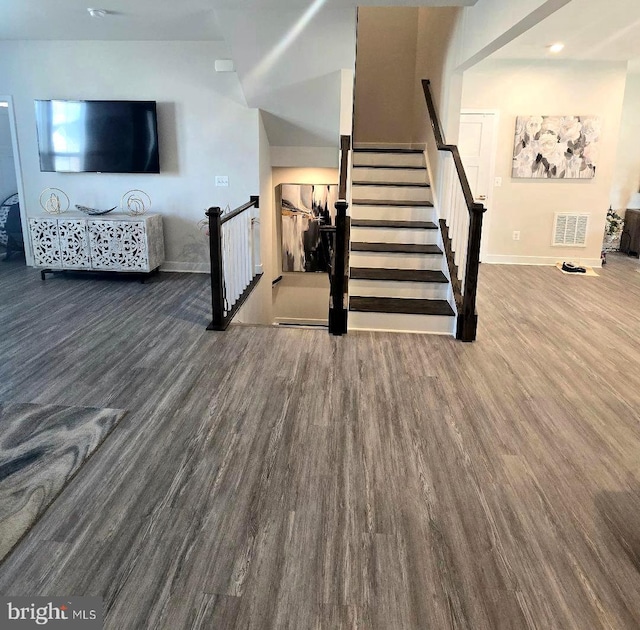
[
  {"left": 351, "top": 242, "right": 442, "bottom": 255},
  {"left": 350, "top": 268, "right": 448, "bottom": 283},
  {"left": 352, "top": 181, "right": 430, "bottom": 188},
  {"left": 349, "top": 296, "right": 455, "bottom": 316},
  {"left": 352, "top": 199, "right": 434, "bottom": 207},
  {"left": 352, "top": 165, "right": 426, "bottom": 170},
  {"left": 353, "top": 148, "right": 423, "bottom": 154},
  {"left": 351, "top": 219, "right": 437, "bottom": 230}
]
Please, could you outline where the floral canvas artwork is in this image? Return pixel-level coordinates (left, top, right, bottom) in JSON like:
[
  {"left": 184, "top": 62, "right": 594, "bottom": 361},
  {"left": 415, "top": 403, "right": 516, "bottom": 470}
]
[{"left": 512, "top": 115, "right": 600, "bottom": 179}]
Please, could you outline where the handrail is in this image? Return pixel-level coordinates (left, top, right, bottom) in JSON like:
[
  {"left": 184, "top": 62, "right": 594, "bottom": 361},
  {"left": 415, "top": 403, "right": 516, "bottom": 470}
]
[
  {"left": 328, "top": 135, "right": 351, "bottom": 335},
  {"left": 221, "top": 196, "right": 259, "bottom": 225},
  {"left": 422, "top": 80, "right": 484, "bottom": 217},
  {"left": 206, "top": 195, "right": 261, "bottom": 331},
  {"left": 422, "top": 79, "right": 484, "bottom": 342}
]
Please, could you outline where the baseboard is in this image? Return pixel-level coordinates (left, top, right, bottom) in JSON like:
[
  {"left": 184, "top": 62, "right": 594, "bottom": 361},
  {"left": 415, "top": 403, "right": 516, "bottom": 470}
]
[
  {"left": 161, "top": 261, "right": 209, "bottom": 274},
  {"left": 274, "top": 317, "right": 328, "bottom": 327},
  {"left": 482, "top": 254, "right": 602, "bottom": 268}
]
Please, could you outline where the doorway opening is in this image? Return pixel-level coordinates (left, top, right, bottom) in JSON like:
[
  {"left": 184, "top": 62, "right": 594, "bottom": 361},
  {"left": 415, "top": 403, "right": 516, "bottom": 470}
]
[{"left": 0, "top": 97, "right": 28, "bottom": 271}]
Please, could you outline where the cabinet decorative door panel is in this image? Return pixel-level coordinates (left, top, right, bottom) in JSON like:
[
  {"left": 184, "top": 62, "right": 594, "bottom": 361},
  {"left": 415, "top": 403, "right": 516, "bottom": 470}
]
[
  {"left": 87, "top": 221, "right": 118, "bottom": 270},
  {"left": 29, "top": 218, "right": 61, "bottom": 267},
  {"left": 58, "top": 219, "right": 91, "bottom": 269},
  {"left": 89, "top": 220, "right": 148, "bottom": 270}
]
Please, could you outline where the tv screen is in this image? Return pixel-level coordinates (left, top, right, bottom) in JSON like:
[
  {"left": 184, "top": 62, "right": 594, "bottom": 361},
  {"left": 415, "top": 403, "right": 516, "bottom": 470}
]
[{"left": 34, "top": 100, "right": 160, "bottom": 173}]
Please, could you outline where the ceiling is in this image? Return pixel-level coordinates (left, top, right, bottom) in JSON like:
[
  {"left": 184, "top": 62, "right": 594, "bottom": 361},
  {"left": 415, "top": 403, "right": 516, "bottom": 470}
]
[
  {"left": 0, "top": 0, "right": 477, "bottom": 41},
  {"left": 492, "top": 0, "right": 640, "bottom": 62},
  {"left": 0, "top": 0, "right": 224, "bottom": 41}
]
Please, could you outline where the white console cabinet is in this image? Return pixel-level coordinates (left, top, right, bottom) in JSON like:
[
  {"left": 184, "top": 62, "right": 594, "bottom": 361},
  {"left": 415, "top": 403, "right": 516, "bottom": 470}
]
[{"left": 29, "top": 213, "right": 164, "bottom": 274}]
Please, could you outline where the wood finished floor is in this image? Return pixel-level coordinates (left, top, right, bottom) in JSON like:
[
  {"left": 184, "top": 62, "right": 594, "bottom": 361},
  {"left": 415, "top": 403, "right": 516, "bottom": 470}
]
[
  {"left": 0, "top": 402, "right": 124, "bottom": 561},
  {"left": 1, "top": 255, "right": 640, "bottom": 629}
]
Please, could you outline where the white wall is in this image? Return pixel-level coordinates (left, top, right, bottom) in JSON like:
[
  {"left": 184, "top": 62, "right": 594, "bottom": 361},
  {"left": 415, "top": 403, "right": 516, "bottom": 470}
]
[
  {"left": 413, "top": 7, "right": 463, "bottom": 143},
  {"left": 0, "top": 40, "right": 260, "bottom": 272},
  {"left": 235, "top": 112, "right": 274, "bottom": 325},
  {"left": 353, "top": 7, "right": 419, "bottom": 145},
  {"left": 413, "top": 7, "right": 464, "bottom": 215},
  {"left": 611, "top": 62, "right": 640, "bottom": 212},
  {"left": 216, "top": 7, "right": 356, "bottom": 156},
  {"left": 461, "top": 59, "right": 627, "bottom": 266},
  {"left": 411, "top": 2, "right": 571, "bottom": 216}
]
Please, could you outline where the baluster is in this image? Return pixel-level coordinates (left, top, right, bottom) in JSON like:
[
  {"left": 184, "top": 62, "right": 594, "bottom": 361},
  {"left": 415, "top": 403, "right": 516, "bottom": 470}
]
[
  {"left": 248, "top": 213, "right": 252, "bottom": 278},
  {"left": 224, "top": 221, "right": 231, "bottom": 313},
  {"left": 238, "top": 216, "right": 243, "bottom": 301},
  {"left": 453, "top": 187, "right": 461, "bottom": 271},
  {"left": 222, "top": 222, "right": 228, "bottom": 314},
  {"left": 460, "top": 200, "right": 470, "bottom": 288},
  {"left": 244, "top": 214, "right": 248, "bottom": 281},
  {"left": 236, "top": 217, "right": 240, "bottom": 302},
  {"left": 229, "top": 218, "right": 236, "bottom": 308},
  {"left": 235, "top": 216, "right": 241, "bottom": 303},
  {"left": 249, "top": 210, "right": 255, "bottom": 279}
]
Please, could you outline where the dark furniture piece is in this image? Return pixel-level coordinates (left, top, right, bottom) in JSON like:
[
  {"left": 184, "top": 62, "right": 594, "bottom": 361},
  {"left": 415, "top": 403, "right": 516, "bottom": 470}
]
[{"left": 621, "top": 208, "right": 640, "bottom": 257}]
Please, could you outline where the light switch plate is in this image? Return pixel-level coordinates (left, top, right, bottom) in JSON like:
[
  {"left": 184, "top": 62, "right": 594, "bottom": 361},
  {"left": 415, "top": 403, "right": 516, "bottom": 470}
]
[
  {"left": 215, "top": 176, "right": 229, "bottom": 187},
  {"left": 494, "top": 177, "right": 502, "bottom": 187}
]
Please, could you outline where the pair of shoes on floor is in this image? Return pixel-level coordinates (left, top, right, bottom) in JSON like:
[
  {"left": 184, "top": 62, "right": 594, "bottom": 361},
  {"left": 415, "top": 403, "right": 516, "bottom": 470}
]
[{"left": 562, "top": 262, "right": 586, "bottom": 273}]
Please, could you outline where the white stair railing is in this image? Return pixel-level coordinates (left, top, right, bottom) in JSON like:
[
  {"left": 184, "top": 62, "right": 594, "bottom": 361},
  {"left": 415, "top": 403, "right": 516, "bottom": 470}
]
[{"left": 205, "top": 196, "right": 262, "bottom": 330}]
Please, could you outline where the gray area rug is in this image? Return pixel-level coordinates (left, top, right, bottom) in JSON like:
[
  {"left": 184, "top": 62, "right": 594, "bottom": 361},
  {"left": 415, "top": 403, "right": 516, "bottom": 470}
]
[{"left": 0, "top": 402, "right": 125, "bottom": 562}]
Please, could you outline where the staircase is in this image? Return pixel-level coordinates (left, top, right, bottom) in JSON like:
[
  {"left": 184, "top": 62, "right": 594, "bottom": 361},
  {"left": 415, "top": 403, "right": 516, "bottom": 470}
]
[{"left": 348, "top": 147, "right": 456, "bottom": 335}]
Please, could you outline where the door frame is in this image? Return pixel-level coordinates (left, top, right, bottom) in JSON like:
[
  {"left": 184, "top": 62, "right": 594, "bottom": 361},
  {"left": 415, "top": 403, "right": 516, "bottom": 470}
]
[
  {"left": 0, "top": 95, "right": 32, "bottom": 266},
  {"left": 460, "top": 108, "right": 499, "bottom": 262}
]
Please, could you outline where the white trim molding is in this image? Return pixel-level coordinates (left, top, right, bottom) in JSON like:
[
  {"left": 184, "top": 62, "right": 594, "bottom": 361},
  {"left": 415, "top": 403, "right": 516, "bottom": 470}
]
[{"left": 483, "top": 254, "right": 602, "bottom": 267}]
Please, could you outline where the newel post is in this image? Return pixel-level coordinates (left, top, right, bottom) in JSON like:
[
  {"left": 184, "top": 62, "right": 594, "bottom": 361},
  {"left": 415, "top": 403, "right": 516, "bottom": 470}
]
[
  {"left": 206, "top": 206, "right": 225, "bottom": 331},
  {"left": 457, "top": 204, "right": 484, "bottom": 342},
  {"left": 329, "top": 199, "right": 349, "bottom": 336}
]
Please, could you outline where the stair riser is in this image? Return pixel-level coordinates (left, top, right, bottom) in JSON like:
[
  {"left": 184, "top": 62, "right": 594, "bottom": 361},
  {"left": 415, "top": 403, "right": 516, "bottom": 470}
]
[
  {"left": 352, "top": 184, "right": 432, "bottom": 203},
  {"left": 349, "top": 280, "right": 449, "bottom": 300},
  {"left": 350, "top": 226, "right": 438, "bottom": 245},
  {"left": 352, "top": 167, "right": 428, "bottom": 184},
  {"left": 351, "top": 205, "right": 437, "bottom": 222},
  {"left": 348, "top": 310, "right": 455, "bottom": 335},
  {"left": 352, "top": 152, "right": 424, "bottom": 168},
  {"left": 350, "top": 251, "right": 444, "bottom": 270}
]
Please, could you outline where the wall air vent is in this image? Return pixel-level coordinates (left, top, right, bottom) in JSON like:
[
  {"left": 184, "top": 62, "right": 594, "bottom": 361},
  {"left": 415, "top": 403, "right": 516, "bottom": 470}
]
[{"left": 552, "top": 213, "right": 589, "bottom": 247}]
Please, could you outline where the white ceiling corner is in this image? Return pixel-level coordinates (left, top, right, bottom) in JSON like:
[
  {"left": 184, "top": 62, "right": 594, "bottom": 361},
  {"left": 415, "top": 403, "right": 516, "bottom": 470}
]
[{"left": 491, "top": 0, "right": 640, "bottom": 63}]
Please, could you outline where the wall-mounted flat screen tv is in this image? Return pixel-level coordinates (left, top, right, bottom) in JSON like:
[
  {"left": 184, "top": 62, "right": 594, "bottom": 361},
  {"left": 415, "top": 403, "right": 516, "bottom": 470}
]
[{"left": 35, "top": 100, "right": 160, "bottom": 173}]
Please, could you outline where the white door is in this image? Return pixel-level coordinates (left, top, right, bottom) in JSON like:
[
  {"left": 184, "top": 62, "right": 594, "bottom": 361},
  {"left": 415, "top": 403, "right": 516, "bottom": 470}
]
[{"left": 458, "top": 112, "right": 496, "bottom": 260}]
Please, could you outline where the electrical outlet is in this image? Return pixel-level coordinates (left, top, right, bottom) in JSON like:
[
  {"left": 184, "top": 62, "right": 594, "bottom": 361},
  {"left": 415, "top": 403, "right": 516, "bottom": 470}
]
[
  {"left": 215, "top": 176, "right": 229, "bottom": 187},
  {"left": 513, "top": 231, "right": 520, "bottom": 241}
]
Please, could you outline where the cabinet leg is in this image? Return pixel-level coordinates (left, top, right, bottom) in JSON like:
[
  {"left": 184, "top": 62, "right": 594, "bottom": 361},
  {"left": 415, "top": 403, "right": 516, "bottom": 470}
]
[{"left": 40, "top": 269, "right": 51, "bottom": 281}]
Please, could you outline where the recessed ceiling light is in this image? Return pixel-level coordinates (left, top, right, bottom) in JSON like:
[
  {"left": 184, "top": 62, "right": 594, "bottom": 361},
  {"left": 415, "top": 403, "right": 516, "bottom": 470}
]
[
  {"left": 87, "top": 8, "right": 108, "bottom": 18},
  {"left": 548, "top": 42, "right": 565, "bottom": 54}
]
